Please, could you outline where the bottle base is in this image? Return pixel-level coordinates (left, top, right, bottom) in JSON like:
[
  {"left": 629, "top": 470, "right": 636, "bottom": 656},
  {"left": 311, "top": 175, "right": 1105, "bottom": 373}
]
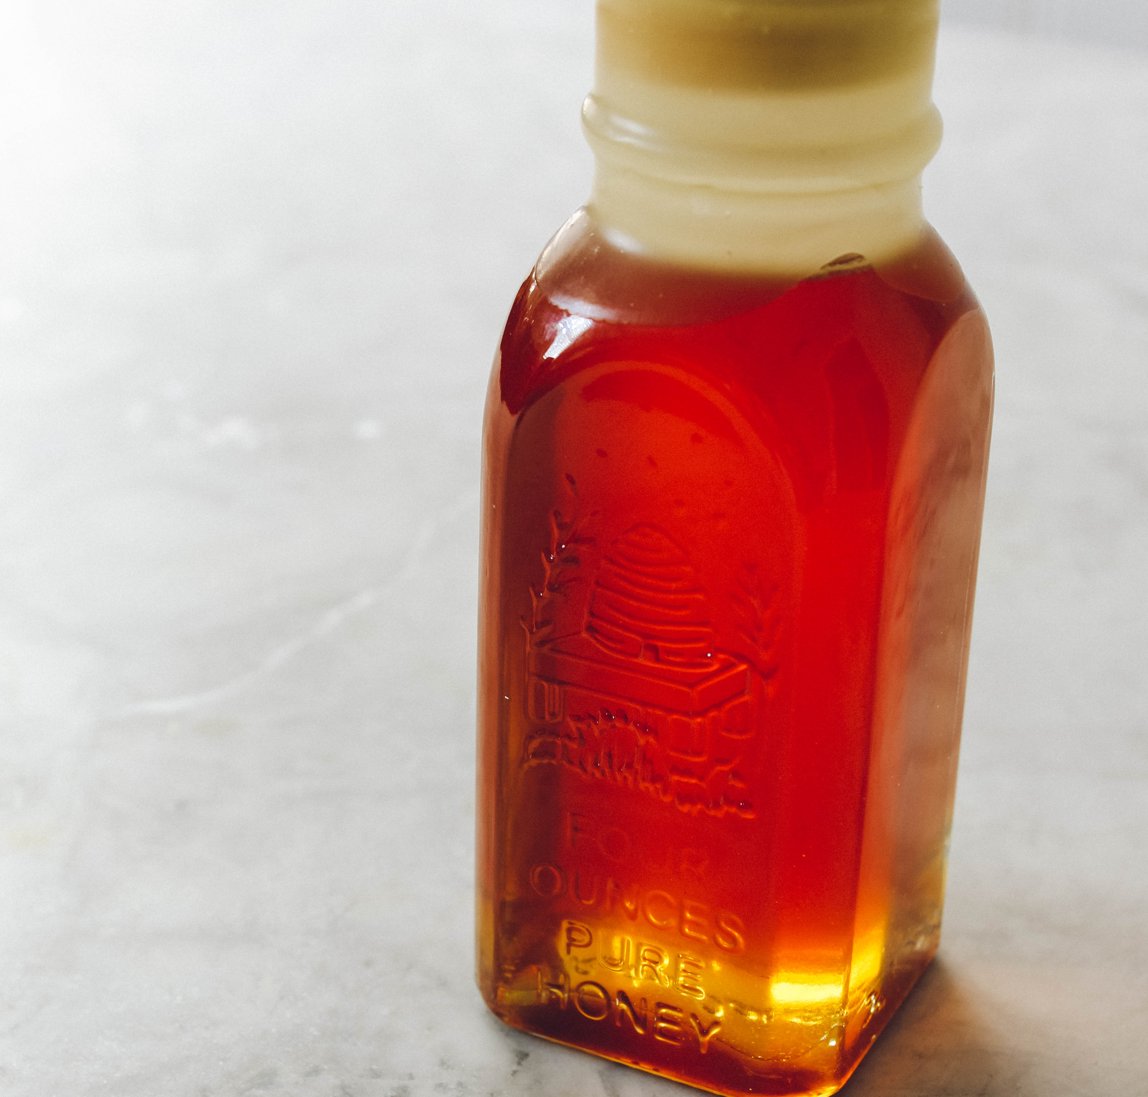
[{"left": 479, "top": 946, "right": 936, "bottom": 1097}]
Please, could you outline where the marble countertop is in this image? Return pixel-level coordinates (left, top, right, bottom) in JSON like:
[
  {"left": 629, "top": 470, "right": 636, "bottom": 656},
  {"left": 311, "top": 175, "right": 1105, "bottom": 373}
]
[{"left": 1, "top": 4, "right": 1146, "bottom": 1095}]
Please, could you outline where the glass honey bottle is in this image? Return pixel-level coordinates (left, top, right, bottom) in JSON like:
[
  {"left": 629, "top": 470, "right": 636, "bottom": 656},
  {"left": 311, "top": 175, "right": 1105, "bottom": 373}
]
[{"left": 476, "top": 2, "right": 993, "bottom": 1094}]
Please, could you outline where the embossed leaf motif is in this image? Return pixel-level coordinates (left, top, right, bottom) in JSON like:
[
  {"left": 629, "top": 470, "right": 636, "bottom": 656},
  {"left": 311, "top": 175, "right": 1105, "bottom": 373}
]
[
  {"left": 732, "top": 562, "right": 782, "bottom": 687},
  {"left": 525, "top": 507, "right": 594, "bottom": 642}
]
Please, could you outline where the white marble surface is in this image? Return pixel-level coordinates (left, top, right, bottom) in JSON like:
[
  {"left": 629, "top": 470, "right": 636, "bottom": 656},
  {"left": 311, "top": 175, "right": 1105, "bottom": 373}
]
[{"left": 1, "top": 4, "right": 1146, "bottom": 1095}]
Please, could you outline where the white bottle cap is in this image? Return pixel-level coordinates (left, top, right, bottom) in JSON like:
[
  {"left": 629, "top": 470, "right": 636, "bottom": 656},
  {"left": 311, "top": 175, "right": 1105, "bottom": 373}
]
[{"left": 584, "top": 0, "right": 943, "bottom": 274}]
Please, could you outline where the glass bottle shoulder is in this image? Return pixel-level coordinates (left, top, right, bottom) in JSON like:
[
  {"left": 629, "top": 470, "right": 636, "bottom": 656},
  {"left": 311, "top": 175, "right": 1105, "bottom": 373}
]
[{"left": 495, "top": 209, "right": 986, "bottom": 421}]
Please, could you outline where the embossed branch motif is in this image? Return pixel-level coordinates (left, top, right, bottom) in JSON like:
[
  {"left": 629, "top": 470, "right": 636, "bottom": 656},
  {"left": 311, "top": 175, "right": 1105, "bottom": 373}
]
[
  {"left": 731, "top": 563, "right": 783, "bottom": 691},
  {"left": 524, "top": 506, "right": 595, "bottom": 643}
]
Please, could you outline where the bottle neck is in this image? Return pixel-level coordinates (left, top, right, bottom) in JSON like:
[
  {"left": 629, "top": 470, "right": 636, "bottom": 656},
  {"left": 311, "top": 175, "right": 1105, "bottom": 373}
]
[{"left": 582, "top": 0, "right": 943, "bottom": 275}]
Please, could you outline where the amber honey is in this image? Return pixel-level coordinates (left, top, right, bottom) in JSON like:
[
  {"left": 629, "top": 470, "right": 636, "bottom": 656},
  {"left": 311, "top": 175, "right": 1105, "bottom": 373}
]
[{"left": 476, "top": 213, "right": 992, "bottom": 1096}]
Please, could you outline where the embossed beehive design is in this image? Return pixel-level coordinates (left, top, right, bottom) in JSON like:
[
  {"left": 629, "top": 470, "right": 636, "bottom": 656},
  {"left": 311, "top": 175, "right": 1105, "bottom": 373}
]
[
  {"left": 586, "top": 525, "right": 714, "bottom": 669},
  {"left": 525, "top": 523, "right": 760, "bottom": 817}
]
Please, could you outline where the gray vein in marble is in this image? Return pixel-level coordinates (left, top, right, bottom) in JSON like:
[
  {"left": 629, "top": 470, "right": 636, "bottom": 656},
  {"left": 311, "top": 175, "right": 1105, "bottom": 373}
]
[{"left": 117, "top": 488, "right": 477, "bottom": 718}]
